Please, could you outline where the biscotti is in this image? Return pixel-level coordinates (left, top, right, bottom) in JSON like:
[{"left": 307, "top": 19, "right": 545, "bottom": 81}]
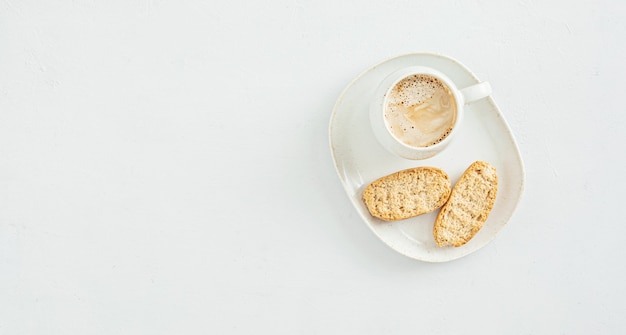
[
  {"left": 362, "top": 167, "right": 451, "bottom": 221},
  {"left": 433, "top": 161, "right": 498, "bottom": 247}
]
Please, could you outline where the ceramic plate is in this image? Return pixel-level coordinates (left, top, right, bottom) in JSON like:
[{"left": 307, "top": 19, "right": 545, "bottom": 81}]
[{"left": 329, "top": 53, "right": 525, "bottom": 262}]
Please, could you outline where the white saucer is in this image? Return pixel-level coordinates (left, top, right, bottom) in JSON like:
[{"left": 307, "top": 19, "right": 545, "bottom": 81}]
[{"left": 329, "top": 53, "right": 525, "bottom": 262}]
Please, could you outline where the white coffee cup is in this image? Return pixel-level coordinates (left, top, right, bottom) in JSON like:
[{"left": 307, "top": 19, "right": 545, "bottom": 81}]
[{"left": 369, "top": 66, "right": 492, "bottom": 160}]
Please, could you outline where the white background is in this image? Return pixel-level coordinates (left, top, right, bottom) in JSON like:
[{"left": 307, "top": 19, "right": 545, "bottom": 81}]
[{"left": 1, "top": 0, "right": 625, "bottom": 333}]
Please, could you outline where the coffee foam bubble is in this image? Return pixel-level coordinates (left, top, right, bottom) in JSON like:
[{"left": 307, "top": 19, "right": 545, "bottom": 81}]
[{"left": 384, "top": 74, "right": 457, "bottom": 147}]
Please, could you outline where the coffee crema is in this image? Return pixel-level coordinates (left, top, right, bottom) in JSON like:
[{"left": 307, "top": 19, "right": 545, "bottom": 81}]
[{"left": 384, "top": 74, "right": 457, "bottom": 148}]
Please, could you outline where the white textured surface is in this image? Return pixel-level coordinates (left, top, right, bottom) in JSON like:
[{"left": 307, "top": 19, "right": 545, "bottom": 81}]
[{"left": 1, "top": 1, "right": 625, "bottom": 334}]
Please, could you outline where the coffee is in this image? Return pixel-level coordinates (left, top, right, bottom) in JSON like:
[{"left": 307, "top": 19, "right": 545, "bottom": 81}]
[{"left": 384, "top": 74, "right": 457, "bottom": 148}]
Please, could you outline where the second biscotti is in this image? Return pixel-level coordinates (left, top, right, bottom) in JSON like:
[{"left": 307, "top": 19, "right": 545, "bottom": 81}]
[
  {"left": 362, "top": 167, "right": 451, "bottom": 221},
  {"left": 433, "top": 161, "right": 498, "bottom": 247}
]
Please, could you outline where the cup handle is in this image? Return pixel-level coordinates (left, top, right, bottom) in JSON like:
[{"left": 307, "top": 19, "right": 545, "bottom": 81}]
[{"left": 460, "top": 81, "right": 492, "bottom": 104}]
